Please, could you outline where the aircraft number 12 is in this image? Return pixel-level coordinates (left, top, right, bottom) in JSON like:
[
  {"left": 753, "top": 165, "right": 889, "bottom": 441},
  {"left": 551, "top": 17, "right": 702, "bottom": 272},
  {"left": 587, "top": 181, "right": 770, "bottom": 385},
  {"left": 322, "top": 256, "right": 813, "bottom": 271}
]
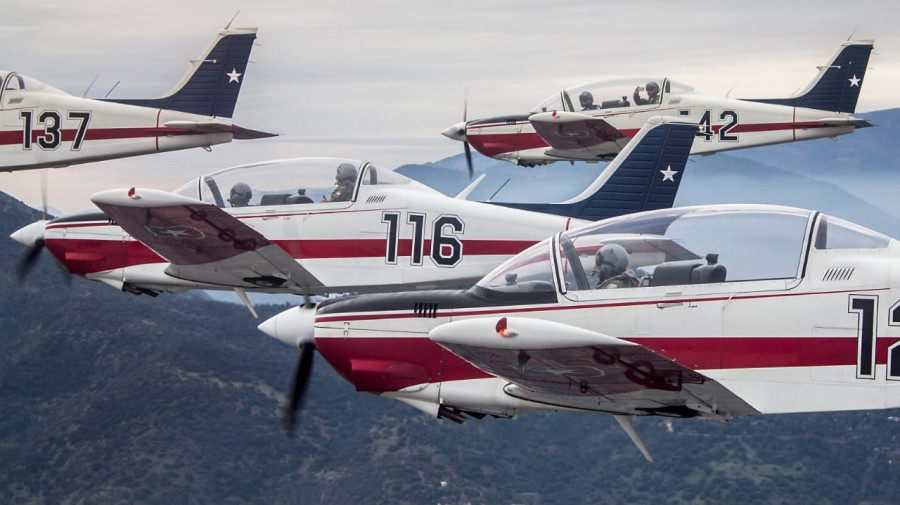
[
  {"left": 19, "top": 110, "right": 92, "bottom": 151},
  {"left": 382, "top": 212, "right": 464, "bottom": 267}
]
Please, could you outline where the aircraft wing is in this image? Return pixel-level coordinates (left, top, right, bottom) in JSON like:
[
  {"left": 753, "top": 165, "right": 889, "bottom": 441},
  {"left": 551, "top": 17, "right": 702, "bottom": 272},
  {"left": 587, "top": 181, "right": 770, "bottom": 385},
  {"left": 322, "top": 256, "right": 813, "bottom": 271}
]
[
  {"left": 429, "top": 316, "right": 757, "bottom": 417},
  {"left": 528, "top": 111, "right": 626, "bottom": 150},
  {"left": 90, "top": 188, "right": 322, "bottom": 291},
  {"left": 163, "top": 120, "right": 278, "bottom": 139}
]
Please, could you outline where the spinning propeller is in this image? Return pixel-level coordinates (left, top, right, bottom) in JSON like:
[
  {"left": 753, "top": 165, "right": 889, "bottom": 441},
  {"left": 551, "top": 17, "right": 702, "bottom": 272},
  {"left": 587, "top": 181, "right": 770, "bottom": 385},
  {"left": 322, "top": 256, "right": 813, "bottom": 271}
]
[
  {"left": 14, "top": 171, "right": 51, "bottom": 281},
  {"left": 280, "top": 291, "right": 318, "bottom": 438},
  {"left": 441, "top": 96, "right": 475, "bottom": 179}
]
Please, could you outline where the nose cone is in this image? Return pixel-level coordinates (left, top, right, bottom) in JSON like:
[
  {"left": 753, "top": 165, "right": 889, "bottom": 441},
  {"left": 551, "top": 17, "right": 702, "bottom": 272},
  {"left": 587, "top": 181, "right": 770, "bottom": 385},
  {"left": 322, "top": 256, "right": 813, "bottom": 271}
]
[
  {"left": 10, "top": 220, "right": 49, "bottom": 248},
  {"left": 441, "top": 121, "right": 468, "bottom": 142},
  {"left": 258, "top": 306, "right": 317, "bottom": 348}
]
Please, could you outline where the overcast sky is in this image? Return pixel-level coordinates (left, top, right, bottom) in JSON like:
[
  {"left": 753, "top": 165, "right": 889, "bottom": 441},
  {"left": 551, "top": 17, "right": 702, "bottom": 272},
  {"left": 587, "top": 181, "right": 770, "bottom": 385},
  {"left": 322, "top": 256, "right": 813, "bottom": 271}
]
[{"left": 2, "top": 0, "right": 898, "bottom": 213}]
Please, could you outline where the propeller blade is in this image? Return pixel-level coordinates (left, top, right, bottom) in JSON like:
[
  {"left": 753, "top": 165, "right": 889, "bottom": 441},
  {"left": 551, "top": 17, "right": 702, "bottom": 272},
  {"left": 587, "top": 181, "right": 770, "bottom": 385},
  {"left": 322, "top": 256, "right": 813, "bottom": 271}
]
[
  {"left": 462, "top": 94, "right": 474, "bottom": 179},
  {"left": 17, "top": 240, "right": 45, "bottom": 281},
  {"left": 283, "top": 341, "right": 315, "bottom": 437},
  {"left": 463, "top": 141, "right": 474, "bottom": 179}
]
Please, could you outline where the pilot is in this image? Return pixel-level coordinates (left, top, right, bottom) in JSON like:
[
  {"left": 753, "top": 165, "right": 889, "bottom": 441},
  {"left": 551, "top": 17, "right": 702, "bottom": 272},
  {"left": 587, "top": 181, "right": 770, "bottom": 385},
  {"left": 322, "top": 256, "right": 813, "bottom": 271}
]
[
  {"left": 633, "top": 81, "right": 660, "bottom": 105},
  {"left": 229, "top": 182, "right": 252, "bottom": 207},
  {"left": 579, "top": 91, "right": 599, "bottom": 111},
  {"left": 328, "top": 162, "right": 358, "bottom": 202},
  {"left": 593, "top": 243, "right": 639, "bottom": 289}
]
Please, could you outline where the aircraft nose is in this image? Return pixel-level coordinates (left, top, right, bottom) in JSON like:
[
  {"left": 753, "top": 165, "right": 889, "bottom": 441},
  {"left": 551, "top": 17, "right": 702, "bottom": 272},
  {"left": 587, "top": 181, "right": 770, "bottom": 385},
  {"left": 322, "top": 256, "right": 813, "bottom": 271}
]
[
  {"left": 441, "top": 121, "right": 468, "bottom": 142},
  {"left": 258, "top": 305, "right": 317, "bottom": 348},
  {"left": 10, "top": 220, "right": 49, "bottom": 248}
]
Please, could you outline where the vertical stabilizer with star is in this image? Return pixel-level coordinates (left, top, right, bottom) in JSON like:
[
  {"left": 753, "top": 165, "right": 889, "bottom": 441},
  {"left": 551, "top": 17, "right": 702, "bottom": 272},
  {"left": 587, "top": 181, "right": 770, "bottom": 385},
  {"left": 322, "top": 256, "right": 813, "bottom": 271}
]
[
  {"left": 100, "top": 26, "right": 258, "bottom": 118},
  {"left": 744, "top": 40, "right": 874, "bottom": 114},
  {"left": 487, "top": 117, "right": 697, "bottom": 221}
]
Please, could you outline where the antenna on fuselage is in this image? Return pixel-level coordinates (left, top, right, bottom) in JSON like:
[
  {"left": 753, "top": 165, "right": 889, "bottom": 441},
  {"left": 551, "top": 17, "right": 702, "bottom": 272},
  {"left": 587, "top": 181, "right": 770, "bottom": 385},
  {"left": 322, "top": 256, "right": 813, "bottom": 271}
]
[{"left": 80, "top": 74, "right": 99, "bottom": 98}]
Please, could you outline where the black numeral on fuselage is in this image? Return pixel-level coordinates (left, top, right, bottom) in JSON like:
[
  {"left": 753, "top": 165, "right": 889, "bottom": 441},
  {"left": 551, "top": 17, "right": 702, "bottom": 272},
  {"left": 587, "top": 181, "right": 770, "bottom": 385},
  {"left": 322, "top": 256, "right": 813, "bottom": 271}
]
[
  {"left": 19, "top": 110, "right": 92, "bottom": 151},
  {"left": 696, "top": 109, "right": 739, "bottom": 142},
  {"left": 850, "top": 295, "right": 878, "bottom": 379},
  {"left": 383, "top": 212, "right": 464, "bottom": 267}
]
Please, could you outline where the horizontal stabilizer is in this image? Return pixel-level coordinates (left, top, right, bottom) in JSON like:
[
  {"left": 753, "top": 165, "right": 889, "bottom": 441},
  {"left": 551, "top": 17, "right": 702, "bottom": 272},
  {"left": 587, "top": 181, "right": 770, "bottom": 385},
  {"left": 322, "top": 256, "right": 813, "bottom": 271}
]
[
  {"left": 163, "top": 120, "right": 278, "bottom": 139},
  {"left": 817, "top": 117, "right": 873, "bottom": 128}
]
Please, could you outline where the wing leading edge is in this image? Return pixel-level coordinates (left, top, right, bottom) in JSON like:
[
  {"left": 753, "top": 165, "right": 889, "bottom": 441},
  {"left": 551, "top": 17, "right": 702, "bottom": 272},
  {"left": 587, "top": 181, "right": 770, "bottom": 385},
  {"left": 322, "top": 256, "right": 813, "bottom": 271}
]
[{"left": 90, "top": 188, "right": 323, "bottom": 292}]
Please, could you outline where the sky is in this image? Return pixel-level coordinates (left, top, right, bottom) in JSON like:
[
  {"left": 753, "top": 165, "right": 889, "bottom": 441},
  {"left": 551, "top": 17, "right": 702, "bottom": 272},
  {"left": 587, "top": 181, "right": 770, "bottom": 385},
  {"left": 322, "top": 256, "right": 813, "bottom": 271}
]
[{"left": 2, "top": 0, "right": 899, "bottom": 214}]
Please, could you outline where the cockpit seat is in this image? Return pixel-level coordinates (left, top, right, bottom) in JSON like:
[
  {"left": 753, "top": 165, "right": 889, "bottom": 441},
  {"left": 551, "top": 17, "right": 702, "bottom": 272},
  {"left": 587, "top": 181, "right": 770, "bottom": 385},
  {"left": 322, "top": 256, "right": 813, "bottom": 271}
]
[
  {"left": 651, "top": 261, "right": 727, "bottom": 286},
  {"left": 650, "top": 262, "right": 702, "bottom": 286},
  {"left": 259, "top": 193, "right": 290, "bottom": 206},
  {"left": 285, "top": 195, "right": 314, "bottom": 204},
  {"left": 690, "top": 264, "right": 727, "bottom": 284}
]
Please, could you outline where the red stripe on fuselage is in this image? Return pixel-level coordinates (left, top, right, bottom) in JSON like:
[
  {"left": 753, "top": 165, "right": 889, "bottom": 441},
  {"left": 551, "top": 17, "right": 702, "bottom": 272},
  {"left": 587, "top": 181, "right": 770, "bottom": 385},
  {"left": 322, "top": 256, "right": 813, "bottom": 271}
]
[
  {"left": 313, "top": 332, "right": 900, "bottom": 393},
  {"left": 315, "top": 337, "right": 492, "bottom": 392},
  {"left": 44, "top": 220, "right": 539, "bottom": 273},
  {"left": 466, "top": 119, "right": 833, "bottom": 157},
  {"left": 0, "top": 126, "right": 196, "bottom": 147}
]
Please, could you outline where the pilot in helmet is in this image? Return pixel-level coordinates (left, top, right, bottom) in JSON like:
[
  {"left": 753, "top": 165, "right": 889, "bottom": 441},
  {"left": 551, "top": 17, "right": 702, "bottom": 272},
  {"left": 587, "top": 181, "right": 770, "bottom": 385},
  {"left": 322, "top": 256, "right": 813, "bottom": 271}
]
[
  {"left": 633, "top": 81, "right": 660, "bottom": 106},
  {"left": 229, "top": 182, "right": 252, "bottom": 207},
  {"left": 593, "top": 243, "right": 639, "bottom": 289},
  {"left": 579, "top": 91, "right": 598, "bottom": 111},
  {"left": 330, "top": 162, "right": 358, "bottom": 202}
]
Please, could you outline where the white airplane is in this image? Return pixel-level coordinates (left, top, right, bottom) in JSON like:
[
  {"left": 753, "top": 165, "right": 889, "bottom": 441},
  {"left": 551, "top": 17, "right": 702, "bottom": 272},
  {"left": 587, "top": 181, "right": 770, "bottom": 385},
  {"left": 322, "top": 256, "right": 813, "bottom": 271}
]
[
  {"left": 11, "top": 118, "right": 698, "bottom": 314},
  {"left": 0, "top": 25, "right": 274, "bottom": 172},
  {"left": 443, "top": 40, "right": 873, "bottom": 172},
  {"left": 260, "top": 204, "right": 900, "bottom": 458}
]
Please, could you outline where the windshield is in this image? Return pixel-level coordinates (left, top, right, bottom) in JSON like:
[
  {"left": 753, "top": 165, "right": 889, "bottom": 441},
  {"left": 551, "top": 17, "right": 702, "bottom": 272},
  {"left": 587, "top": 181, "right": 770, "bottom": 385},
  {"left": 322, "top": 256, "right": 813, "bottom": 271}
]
[
  {"left": 814, "top": 215, "right": 891, "bottom": 250},
  {"left": 531, "top": 77, "right": 693, "bottom": 113},
  {"left": 475, "top": 240, "right": 557, "bottom": 294},
  {"left": 1, "top": 71, "right": 66, "bottom": 95}
]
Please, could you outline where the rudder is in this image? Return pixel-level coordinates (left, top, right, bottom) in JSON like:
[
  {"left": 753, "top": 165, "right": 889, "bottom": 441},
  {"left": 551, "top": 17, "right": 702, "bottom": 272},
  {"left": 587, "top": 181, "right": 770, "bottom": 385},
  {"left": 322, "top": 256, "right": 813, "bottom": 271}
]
[
  {"left": 489, "top": 118, "right": 697, "bottom": 221},
  {"left": 101, "top": 27, "right": 258, "bottom": 118},
  {"left": 745, "top": 40, "right": 873, "bottom": 114}
]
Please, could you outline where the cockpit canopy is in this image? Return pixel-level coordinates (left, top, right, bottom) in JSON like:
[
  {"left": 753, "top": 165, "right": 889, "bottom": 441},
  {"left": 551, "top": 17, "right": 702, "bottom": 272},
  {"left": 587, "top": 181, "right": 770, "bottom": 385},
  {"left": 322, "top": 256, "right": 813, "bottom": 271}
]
[
  {"left": 476, "top": 205, "right": 892, "bottom": 295},
  {"left": 531, "top": 77, "right": 695, "bottom": 113},
  {"left": 173, "top": 157, "right": 428, "bottom": 208},
  {"left": 0, "top": 71, "right": 66, "bottom": 95}
]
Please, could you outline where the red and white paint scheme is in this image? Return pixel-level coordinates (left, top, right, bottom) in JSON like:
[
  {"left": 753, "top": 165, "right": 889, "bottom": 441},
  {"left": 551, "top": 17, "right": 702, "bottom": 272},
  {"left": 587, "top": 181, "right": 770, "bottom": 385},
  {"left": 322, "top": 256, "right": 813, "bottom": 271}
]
[
  {"left": 443, "top": 40, "right": 873, "bottom": 166},
  {"left": 0, "top": 26, "right": 273, "bottom": 172},
  {"left": 11, "top": 119, "right": 699, "bottom": 306},
  {"left": 260, "top": 204, "right": 900, "bottom": 460}
]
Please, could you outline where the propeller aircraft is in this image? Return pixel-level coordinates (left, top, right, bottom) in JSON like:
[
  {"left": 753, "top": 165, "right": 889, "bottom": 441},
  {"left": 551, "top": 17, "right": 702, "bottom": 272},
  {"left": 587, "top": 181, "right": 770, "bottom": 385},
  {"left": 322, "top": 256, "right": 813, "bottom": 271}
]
[
  {"left": 0, "top": 25, "right": 274, "bottom": 172},
  {"left": 260, "top": 204, "right": 900, "bottom": 458},
  {"left": 11, "top": 117, "right": 698, "bottom": 314},
  {"left": 443, "top": 40, "right": 874, "bottom": 169}
]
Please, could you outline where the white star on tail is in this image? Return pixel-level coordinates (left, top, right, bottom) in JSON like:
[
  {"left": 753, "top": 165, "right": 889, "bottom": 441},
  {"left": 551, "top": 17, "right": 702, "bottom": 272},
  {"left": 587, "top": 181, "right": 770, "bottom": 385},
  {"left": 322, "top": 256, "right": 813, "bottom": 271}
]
[
  {"left": 849, "top": 75, "right": 861, "bottom": 87},
  {"left": 660, "top": 165, "right": 678, "bottom": 182},
  {"left": 226, "top": 68, "right": 242, "bottom": 83}
]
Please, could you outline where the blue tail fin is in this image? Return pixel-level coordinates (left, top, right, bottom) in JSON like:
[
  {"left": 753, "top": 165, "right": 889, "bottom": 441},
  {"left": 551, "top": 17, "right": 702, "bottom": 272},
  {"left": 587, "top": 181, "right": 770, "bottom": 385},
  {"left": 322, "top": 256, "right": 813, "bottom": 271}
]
[
  {"left": 489, "top": 117, "right": 697, "bottom": 221},
  {"left": 101, "top": 27, "right": 258, "bottom": 118},
  {"left": 745, "top": 40, "right": 873, "bottom": 113}
]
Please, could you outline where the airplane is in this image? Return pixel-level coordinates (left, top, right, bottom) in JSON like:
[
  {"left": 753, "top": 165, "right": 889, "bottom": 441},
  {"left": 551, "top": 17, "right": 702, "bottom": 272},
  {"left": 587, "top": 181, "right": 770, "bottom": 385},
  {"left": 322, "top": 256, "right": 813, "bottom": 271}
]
[
  {"left": 11, "top": 117, "right": 698, "bottom": 315},
  {"left": 0, "top": 24, "right": 274, "bottom": 172},
  {"left": 258, "top": 204, "right": 900, "bottom": 459},
  {"left": 442, "top": 40, "right": 874, "bottom": 171}
]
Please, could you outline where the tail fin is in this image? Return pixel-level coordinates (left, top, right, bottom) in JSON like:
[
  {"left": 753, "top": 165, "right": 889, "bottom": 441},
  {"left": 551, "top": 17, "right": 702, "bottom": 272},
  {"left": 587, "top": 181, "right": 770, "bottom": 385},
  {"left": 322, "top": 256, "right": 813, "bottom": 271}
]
[
  {"left": 101, "top": 27, "right": 258, "bottom": 118},
  {"left": 745, "top": 40, "right": 873, "bottom": 113},
  {"left": 489, "top": 117, "right": 697, "bottom": 221}
]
